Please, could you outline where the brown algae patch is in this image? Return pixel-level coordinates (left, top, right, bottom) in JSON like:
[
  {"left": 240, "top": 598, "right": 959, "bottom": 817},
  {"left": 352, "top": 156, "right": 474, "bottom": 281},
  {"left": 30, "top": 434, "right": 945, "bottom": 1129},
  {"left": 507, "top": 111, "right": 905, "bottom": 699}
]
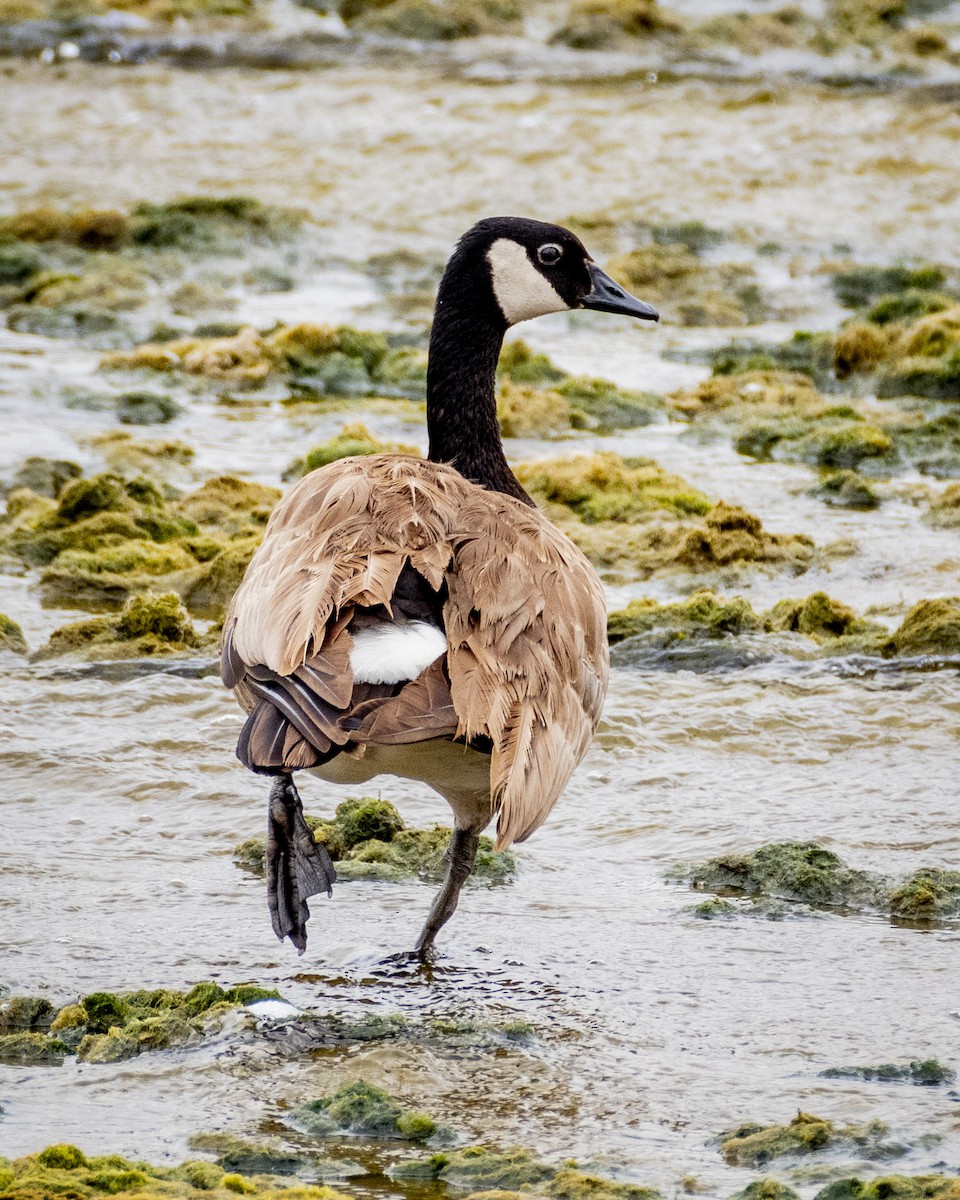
[
  {"left": 234, "top": 796, "right": 515, "bottom": 885},
  {"left": 674, "top": 842, "right": 960, "bottom": 923},
  {"left": 515, "top": 453, "right": 813, "bottom": 579},
  {"left": 0, "top": 983, "right": 280, "bottom": 1066}
]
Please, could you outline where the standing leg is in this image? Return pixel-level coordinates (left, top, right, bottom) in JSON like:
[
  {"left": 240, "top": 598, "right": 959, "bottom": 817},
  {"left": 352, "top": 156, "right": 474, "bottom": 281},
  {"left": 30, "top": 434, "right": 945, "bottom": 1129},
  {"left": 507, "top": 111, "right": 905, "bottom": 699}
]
[
  {"left": 266, "top": 774, "right": 336, "bottom": 955},
  {"left": 414, "top": 824, "right": 482, "bottom": 961}
]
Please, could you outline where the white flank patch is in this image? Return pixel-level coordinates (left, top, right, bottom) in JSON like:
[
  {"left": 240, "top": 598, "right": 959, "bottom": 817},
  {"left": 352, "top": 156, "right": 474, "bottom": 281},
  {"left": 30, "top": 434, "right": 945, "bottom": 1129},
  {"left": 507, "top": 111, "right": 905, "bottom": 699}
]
[
  {"left": 487, "top": 237, "right": 569, "bottom": 325},
  {"left": 350, "top": 620, "right": 448, "bottom": 685}
]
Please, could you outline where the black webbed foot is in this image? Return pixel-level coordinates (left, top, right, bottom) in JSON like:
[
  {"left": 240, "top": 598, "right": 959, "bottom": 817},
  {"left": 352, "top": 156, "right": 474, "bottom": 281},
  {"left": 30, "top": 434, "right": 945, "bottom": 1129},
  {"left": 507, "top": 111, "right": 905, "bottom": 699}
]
[{"left": 266, "top": 774, "right": 336, "bottom": 954}]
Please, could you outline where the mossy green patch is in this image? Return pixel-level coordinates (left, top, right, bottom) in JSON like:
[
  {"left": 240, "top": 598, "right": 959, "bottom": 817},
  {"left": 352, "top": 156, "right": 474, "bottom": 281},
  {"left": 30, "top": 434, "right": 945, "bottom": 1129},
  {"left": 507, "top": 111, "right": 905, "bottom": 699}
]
[
  {"left": 34, "top": 592, "right": 201, "bottom": 662},
  {"left": 515, "top": 452, "right": 712, "bottom": 523},
  {"left": 1, "top": 460, "right": 281, "bottom": 623},
  {"left": 0, "top": 612, "right": 27, "bottom": 654},
  {"left": 236, "top": 797, "right": 515, "bottom": 885},
  {"left": 0, "top": 1142, "right": 352, "bottom": 1200},
  {"left": 497, "top": 338, "right": 566, "bottom": 384},
  {"left": 187, "top": 1132, "right": 305, "bottom": 1175},
  {"left": 889, "top": 868, "right": 960, "bottom": 921},
  {"left": 548, "top": 1168, "right": 661, "bottom": 1200},
  {"left": 284, "top": 424, "right": 420, "bottom": 480},
  {"left": 394, "top": 1145, "right": 553, "bottom": 1189},
  {"left": 881, "top": 597, "right": 960, "bottom": 657},
  {"left": 810, "top": 469, "right": 882, "bottom": 510},
  {"left": 3, "top": 980, "right": 284, "bottom": 1066},
  {"left": 678, "top": 843, "right": 887, "bottom": 910},
  {"left": 0, "top": 1031, "right": 67, "bottom": 1064},
  {"left": 497, "top": 380, "right": 577, "bottom": 439},
  {"left": 606, "top": 243, "right": 764, "bottom": 326},
  {"left": 728, "top": 1182, "right": 801, "bottom": 1200},
  {"left": 719, "top": 1111, "right": 900, "bottom": 1167},
  {"left": 0, "top": 995, "right": 54, "bottom": 1030},
  {"left": 814, "top": 1179, "right": 960, "bottom": 1200},
  {"left": 675, "top": 841, "right": 960, "bottom": 924},
  {"left": 607, "top": 590, "right": 762, "bottom": 645},
  {"left": 6, "top": 456, "right": 83, "bottom": 498},
  {"left": 829, "top": 262, "right": 950, "bottom": 311},
  {"left": 293, "top": 1080, "right": 438, "bottom": 1141}
]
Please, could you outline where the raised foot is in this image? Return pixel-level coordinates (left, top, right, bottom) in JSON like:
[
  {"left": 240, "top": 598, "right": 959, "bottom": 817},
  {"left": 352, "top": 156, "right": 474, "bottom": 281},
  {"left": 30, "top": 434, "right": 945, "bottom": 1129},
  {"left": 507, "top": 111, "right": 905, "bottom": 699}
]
[{"left": 266, "top": 774, "right": 336, "bottom": 955}]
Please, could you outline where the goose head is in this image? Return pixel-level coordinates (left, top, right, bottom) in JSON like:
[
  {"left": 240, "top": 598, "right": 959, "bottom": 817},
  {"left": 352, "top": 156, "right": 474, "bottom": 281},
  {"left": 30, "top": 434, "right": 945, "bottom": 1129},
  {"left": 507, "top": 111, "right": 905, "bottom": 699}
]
[{"left": 438, "top": 215, "right": 659, "bottom": 329}]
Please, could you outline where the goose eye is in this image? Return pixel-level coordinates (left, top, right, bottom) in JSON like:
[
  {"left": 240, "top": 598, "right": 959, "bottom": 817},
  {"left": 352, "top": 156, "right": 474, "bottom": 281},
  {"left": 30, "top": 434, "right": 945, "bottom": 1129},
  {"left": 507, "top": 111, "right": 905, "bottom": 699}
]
[{"left": 537, "top": 243, "right": 562, "bottom": 266}]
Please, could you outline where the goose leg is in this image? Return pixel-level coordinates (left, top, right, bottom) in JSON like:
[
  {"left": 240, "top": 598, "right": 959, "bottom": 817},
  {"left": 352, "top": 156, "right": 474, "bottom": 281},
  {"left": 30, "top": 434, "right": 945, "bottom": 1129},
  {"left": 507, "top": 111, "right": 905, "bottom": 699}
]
[
  {"left": 266, "top": 774, "right": 336, "bottom": 955},
  {"left": 413, "top": 825, "right": 481, "bottom": 961}
]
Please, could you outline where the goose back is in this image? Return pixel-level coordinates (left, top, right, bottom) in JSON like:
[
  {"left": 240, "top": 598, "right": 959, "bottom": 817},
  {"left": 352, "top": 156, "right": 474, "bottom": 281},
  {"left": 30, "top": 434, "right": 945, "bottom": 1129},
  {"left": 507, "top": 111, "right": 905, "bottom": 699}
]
[{"left": 221, "top": 453, "right": 609, "bottom": 848}]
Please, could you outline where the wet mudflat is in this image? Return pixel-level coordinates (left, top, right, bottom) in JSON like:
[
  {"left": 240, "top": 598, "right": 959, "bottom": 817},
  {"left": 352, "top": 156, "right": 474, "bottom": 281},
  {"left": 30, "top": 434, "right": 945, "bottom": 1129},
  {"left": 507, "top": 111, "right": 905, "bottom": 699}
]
[{"left": 1, "top": 18, "right": 960, "bottom": 1199}]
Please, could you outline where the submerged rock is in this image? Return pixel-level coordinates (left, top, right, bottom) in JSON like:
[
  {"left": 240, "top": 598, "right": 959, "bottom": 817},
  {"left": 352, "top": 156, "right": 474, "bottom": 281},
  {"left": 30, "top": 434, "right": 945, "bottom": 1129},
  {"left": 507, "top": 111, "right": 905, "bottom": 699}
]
[
  {"left": 680, "top": 843, "right": 885, "bottom": 911},
  {"left": 888, "top": 868, "right": 960, "bottom": 921},
  {"left": 0, "top": 994, "right": 54, "bottom": 1030},
  {"left": 821, "top": 1059, "right": 955, "bottom": 1086}
]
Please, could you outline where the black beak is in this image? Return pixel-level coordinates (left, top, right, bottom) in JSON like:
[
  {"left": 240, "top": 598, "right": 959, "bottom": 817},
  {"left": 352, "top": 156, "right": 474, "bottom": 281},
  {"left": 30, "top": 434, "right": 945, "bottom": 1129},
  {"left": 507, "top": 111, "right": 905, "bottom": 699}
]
[{"left": 581, "top": 261, "right": 659, "bottom": 322}]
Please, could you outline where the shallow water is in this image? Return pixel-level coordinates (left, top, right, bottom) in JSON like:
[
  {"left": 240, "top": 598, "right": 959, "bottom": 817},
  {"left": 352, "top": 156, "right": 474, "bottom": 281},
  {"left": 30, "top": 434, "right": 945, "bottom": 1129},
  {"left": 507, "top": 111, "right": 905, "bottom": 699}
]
[{"left": 1, "top": 50, "right": 960, "bottom": 1197}]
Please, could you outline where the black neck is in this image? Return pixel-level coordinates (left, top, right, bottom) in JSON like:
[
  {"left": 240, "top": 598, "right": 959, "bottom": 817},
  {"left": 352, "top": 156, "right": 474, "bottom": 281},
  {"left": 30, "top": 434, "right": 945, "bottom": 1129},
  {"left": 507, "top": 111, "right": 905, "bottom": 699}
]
[{"left": 426, "top": 287, "right": 533, "bottom": 506}]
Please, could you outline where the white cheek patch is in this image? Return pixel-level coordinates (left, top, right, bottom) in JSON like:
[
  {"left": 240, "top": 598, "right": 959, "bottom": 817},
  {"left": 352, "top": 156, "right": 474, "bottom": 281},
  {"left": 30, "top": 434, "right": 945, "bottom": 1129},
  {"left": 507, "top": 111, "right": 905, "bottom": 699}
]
[{"left": 487, "top": 238, "right": 570, "bottom": 325}]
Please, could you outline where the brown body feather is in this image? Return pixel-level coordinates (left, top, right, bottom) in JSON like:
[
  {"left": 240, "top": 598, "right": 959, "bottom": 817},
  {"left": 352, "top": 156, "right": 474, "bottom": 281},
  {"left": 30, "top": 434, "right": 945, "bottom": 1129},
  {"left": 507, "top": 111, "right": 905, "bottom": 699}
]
[{"left": 222, "top": 454, "right": 609, "bottom": 849}]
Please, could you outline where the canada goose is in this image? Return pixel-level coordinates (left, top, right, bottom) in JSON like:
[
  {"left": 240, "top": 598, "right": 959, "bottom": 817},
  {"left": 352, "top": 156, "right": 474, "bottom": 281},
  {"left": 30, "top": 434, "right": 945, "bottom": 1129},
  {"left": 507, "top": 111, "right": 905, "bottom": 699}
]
[{"left": 221, "top": 216, "right": 658, "bottom": 959}]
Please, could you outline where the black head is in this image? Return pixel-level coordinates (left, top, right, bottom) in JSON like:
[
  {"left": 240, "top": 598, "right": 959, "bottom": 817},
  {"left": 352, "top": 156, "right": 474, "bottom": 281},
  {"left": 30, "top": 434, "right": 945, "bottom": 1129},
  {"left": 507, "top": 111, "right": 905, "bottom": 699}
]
[{"left": 439, "top": 216, "right": 659, "bottom": 329}]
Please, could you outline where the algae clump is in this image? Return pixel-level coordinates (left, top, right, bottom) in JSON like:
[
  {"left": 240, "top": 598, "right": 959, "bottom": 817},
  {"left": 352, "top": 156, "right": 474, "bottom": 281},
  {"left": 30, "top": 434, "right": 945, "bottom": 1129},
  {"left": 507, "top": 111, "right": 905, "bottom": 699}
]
[
  {"left": 0, "top": 613, "right": 27, "bottom": 654},
  {"left": 393, "top": 1145, "right": 553, "bottom": 1188},
  {"left": 679, "top": 842, "right": 886, "bottom": 910},
  {"left": 293, "top": 1079, "right": 438, "bottom": 1140},
  {"left": 35, "top": 592, "right": 201, "bottom": 662},
  {"left": 235, "top": 796, "right": 515, "bottom": 885},
  {"left": 284, "top": 424, "right": 420, "bottom": 480},
  {"left": 719, "top": 1111, "right": 900, "bottom": 1167},
  {"left": 881, "top": 598, "right": 960, "bottom": 657}
]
